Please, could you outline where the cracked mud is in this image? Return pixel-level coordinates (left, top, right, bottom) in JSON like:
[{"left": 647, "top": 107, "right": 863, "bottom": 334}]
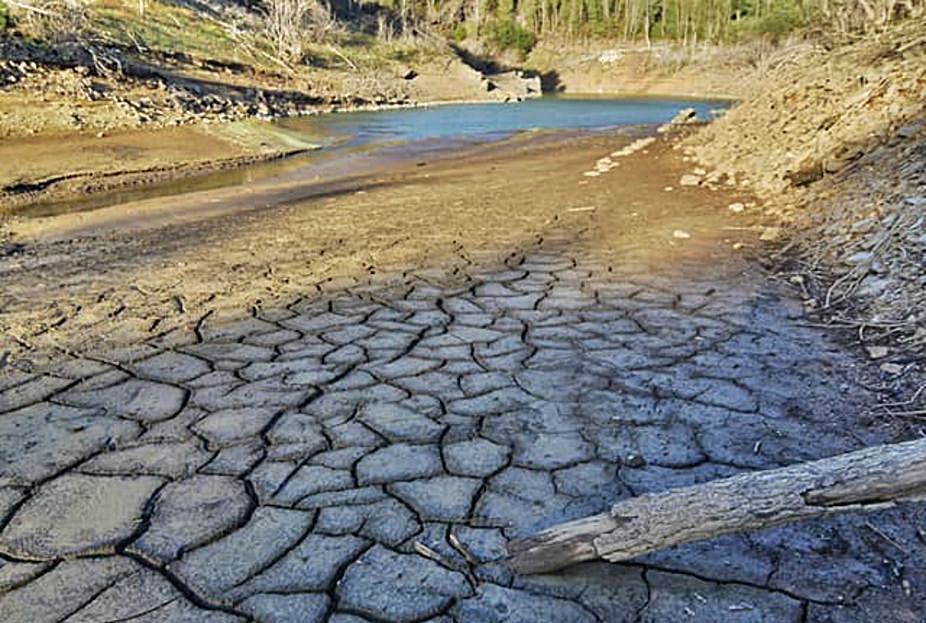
[{"left": 1, "top": 134, "right": 924, "bottom": 622}]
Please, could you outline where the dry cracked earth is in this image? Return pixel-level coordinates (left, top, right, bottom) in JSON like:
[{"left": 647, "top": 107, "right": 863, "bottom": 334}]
[{"left": 1, "top": 152, "right": 925, "bottom": 621}]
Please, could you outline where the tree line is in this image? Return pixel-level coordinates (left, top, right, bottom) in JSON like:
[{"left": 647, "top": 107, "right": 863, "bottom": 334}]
[{"left": 369, "top": 0, "right": 925, "bottom": 49}]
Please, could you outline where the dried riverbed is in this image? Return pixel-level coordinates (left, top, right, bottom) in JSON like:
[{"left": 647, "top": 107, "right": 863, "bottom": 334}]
[{"left": 0, "top": 131, "right": 924, "bottom": 621}]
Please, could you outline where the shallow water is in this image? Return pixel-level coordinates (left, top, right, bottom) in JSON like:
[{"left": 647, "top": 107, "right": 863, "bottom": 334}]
[
  {"left": 282, "top": 95, "right": 726, "bottom": 147},
  {"left": 17, "top": 95, "right": 727, "bottom": 219}
]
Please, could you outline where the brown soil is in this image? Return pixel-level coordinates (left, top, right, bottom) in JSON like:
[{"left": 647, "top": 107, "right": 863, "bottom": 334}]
[
  {"left": 0, "top": 128, "right": 764, "bottom": 368},
  {"left": 0, "top": 122, "right": 321, "bottom": 213},
  {"left": 527, "top": 41, "right": 761, "bottom": 99}
]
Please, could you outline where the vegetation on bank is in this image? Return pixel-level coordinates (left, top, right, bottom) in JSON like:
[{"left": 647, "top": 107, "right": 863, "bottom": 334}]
[
  {"left": 3, "top": 0, "right": 924, "bottom": 66},
  {"left": 389, "top": 0, "right": 926, "bottom": 53}
]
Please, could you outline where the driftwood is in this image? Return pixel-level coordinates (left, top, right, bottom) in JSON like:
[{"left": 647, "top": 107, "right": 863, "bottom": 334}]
[{"left": 507, "top": 437, "right": 926, "bottom": 574}]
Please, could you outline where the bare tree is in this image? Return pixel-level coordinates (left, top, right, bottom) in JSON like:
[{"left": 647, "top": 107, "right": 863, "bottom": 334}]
[{"left": 263, "top": 0, "right": 341, "bottom": 62}]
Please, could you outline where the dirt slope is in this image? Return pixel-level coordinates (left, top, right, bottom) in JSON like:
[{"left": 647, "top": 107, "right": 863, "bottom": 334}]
[{"left": 681, "top": 18, "right": 926, "bottom": 407}]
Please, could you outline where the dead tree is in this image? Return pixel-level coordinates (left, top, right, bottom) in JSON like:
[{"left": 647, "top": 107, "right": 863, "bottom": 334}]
[{"left": 508, "top": 437, "right": 926, "bottom": 574}]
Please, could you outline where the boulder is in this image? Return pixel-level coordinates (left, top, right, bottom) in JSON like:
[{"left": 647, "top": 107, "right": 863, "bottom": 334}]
[
  {"left": 670, "top": 108, "right": 698, "bottom": 125},
  {"left": 484, "top": 70, "right": 542, "bottom": 100}
]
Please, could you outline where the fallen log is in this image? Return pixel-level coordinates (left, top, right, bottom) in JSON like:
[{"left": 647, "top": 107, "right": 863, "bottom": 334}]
[{"left": 507, "top": 437, "right": 926, "bottom": 574}]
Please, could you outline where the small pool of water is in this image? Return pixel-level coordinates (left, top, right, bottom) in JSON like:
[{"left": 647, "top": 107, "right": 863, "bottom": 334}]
[
  {"left": 16, "top": 95, "right": 728, "bottom": 219},
  {"left": 281, "top": 95, "right": 726, "bottom": 147}
]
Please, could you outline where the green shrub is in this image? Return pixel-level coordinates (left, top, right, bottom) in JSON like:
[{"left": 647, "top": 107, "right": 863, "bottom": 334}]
[
  {"left": 754, "top": 5, "right": 808, "bottom": 36},
  {"left": 488, "top": 19, "right": 536, "bottom": 55},
  {"left": 729, "top": 0, "right": 810, "bottom": 40},
  {"left": 451, "top": 22, "right": 467, "bottom": 42},
  {"left": 0, "top": 1, "right": 11, "bottom": 31}
]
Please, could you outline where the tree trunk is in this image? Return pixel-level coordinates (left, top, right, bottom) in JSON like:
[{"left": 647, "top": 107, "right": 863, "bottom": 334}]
[{"left": 507, "top": 437, "right": 926, "bottom": 574}]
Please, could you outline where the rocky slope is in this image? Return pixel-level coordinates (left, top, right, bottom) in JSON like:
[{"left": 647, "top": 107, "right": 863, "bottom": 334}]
[
  {"left": 682, "top": 17, "right": 926, "bottom": 419},
  {"left": 0, "top": 37, "right": 528, "bottom": 140},
  {"left": 526, "top": 41, "right": 764, "bottom": 99}
]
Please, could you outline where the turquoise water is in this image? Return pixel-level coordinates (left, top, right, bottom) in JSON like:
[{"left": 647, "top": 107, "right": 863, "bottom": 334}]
[{"left": 284, "top": 95, "right": 726, "bottom": 147}]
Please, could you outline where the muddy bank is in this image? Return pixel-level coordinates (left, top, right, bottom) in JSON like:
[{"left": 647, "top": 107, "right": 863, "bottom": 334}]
[
  {"left": 0, "top": 94, "right": 720, "bottom": 217},
  {"left": 0, "top": 120, "right": 329, "bottom": 214},
  {"left": 0, "top": 127, "right": 764, "bottom": 364}
]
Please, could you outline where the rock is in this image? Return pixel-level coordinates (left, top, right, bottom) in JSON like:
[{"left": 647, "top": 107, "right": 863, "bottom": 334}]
[
  {"left": 759, "top": 227, "right": 781, "bottom": 242},
  {"left": 672, "top": 230, "right": 691, "bottom": 239},
  {"left": 857, "top": 275, "right": 890, "bottom": 297},
  {"left": 0, "top": 474, "right": 164, "bottom": 559},
  {"left": 201, "top": 439, "right": 264, "bottom": 476},
  {"left": 0, "top": 242, "right": 26, "bottom": 257},
  {"left": 897, "top": 123, "right": 923, "bottom": 139},
  {"left": 317, "top": 497, "right": 420, "bottom": 545},
  {"left": 51, "top": 562, "right": 236, "bottom": 622},
  {"left": 266, "top": 412, "right": 328, "bottom": 458},
  {"left": 728, "top": 202, "right": 745, "bottom": 213},
  {"left": 523, "top": 74, "right": 542, "bottom": 95},
  {"left": 483, "top": 70, "right": 542, "bottom": 100},
  {"left": 680, "top": 174, "right": 701, "bottom": 187},
  {"left": 866, "top": 345, "right": 889, "bottom": 359},
  {"left": 844, "top": 251, "right": 873, "bottom": 265},
  {"left": 785, "top": 161, "right": 824, "bottom": 187},
  {"left": 880, "top": 363, "right": 904, "bottom": 375},
  {"left": 400, "top": 68, "right": 418, "bottom": 80},
  {"left": 670, "top": 108, "right": 697, "bottom": 125},
  {"left": 0, "top": 487, "right": 24, "bottom": 520},
  {"left": 0, "top": 558, "right": 52, "bottom": 593}
]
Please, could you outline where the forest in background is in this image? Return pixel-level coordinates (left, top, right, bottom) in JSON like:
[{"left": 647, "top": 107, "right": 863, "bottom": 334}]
[
  {"left": 4, "top": 0, "right": 925, "bottom": 57},
  {"left": 382, "top": 0, "right": 926, "bottom": 53}
]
